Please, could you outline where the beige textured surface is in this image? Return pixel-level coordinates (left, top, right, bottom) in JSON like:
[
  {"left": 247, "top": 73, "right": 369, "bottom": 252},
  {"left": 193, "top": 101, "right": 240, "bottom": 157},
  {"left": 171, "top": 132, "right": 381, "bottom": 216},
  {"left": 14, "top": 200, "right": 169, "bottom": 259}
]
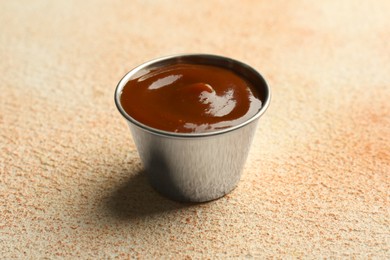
[{"left": 1, "top": 0, "right": 389, "bottom": 258}]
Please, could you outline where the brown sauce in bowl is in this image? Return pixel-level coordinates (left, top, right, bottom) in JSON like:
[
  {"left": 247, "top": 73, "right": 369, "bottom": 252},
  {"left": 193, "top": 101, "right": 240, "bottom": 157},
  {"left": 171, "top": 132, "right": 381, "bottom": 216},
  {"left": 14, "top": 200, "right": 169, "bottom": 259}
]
[{"left": 120, "top": 63, "right": 262, "bottom": 133}]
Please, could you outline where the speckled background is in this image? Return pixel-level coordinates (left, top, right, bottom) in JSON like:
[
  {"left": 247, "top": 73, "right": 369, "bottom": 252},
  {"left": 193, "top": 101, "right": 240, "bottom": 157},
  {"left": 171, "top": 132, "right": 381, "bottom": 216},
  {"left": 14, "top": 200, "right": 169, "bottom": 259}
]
[{"left": 1, "top": 0, "right": 389, "bottom": 258}]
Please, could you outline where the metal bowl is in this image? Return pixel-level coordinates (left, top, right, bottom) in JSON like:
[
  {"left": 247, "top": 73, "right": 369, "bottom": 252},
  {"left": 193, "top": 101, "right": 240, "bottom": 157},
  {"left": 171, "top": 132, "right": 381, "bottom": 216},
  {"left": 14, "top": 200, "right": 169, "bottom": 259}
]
[{"left": 115, "top": 54, "right": 270, "bottom": 202}]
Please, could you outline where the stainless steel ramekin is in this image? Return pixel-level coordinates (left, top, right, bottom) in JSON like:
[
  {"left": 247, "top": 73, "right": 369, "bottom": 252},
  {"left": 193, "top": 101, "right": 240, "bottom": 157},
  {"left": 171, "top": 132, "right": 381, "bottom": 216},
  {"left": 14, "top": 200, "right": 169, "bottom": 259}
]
[{"left": 115, "top": 54, "right": 270, "bottom": 202}]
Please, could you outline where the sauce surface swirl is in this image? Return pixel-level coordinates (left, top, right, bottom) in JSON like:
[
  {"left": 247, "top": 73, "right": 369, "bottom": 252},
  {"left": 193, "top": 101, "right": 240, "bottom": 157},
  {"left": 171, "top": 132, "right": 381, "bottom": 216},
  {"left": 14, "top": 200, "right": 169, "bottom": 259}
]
[{"left": 120, "top": 63, "right": 262, "bottom": 133}]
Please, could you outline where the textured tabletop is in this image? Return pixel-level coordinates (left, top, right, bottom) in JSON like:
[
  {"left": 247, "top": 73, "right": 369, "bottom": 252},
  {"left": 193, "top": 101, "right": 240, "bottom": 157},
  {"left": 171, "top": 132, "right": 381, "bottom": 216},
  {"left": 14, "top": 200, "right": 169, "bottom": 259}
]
[{"left": 1, "top": 0, "right": 389, "bottom": 258}]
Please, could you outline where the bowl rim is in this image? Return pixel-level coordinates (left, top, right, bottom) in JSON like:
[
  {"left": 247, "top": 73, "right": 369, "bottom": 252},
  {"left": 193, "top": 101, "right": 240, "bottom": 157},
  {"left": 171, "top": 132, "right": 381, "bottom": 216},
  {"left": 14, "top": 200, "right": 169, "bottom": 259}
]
[{"left": 114, "top": 53, "right": 271, "bottom": 138}]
